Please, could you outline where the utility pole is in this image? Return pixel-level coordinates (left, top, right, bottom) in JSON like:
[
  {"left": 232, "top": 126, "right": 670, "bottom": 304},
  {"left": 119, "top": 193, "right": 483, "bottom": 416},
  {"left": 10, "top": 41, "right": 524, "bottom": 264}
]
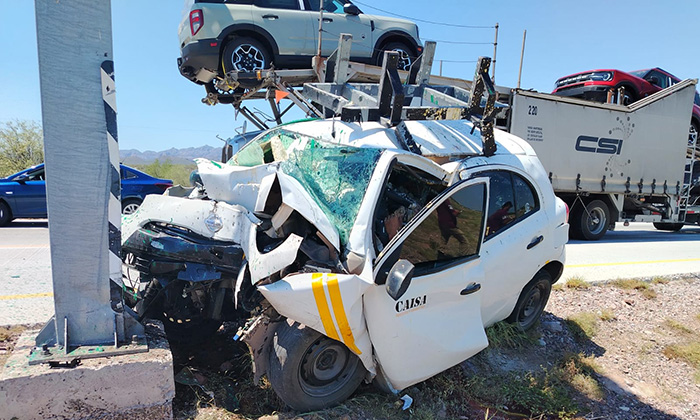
[
  {"left": 492, "top": 23, "right": 499, "bottom": 83},
  {"left": 517, "top": 30, "right": 527, "bottom": 89},
  {"left": 32, "top": 0, "right": 144, "bottom": 362}
]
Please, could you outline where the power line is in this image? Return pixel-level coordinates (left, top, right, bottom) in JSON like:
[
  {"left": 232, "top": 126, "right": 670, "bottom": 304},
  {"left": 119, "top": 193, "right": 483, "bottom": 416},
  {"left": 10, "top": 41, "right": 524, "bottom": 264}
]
[{"left": 352, "top": 1, "right": 495, "bottom": 29}]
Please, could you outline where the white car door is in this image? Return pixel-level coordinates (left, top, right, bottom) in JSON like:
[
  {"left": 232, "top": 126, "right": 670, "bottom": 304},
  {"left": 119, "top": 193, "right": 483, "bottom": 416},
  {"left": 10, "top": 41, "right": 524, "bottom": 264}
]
[
  {"left": 363, "top": 179, "right": 490, "bottom": 391},
  {"left": 476, "top": 169, "right": 551, "bottom": 326},
  {"left": 306, "top": 0, "right": 374, "bottom": 58},
  {"left": 253, "top": 0, "right": 316, "bottom": 56}
]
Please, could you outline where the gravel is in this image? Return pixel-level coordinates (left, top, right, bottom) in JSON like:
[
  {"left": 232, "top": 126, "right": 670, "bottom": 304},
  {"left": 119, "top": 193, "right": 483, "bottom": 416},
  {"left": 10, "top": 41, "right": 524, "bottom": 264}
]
[{"left": 541, "top": 274, "right": 700, "bottom": 420}]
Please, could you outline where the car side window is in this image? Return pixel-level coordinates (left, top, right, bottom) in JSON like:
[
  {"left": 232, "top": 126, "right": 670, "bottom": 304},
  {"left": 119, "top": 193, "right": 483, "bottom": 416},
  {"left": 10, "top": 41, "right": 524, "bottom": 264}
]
[
  {"left": 306, "top": 0, "right": 344, "bottom": 13},
  {"left": 479, "top": 170, "right": 539, "bottom": 238},
  {"left": 397, "top": 183, "right": 485, "bottom": 274},
  {"left": 121, "top": 169, "right": 138, "bottom": 180},
  {"left": 254, "top": 0, "right": 300, "bottom": 10},
  {"left": 646, "top": 70, "right": 670, "bottom": 89}
]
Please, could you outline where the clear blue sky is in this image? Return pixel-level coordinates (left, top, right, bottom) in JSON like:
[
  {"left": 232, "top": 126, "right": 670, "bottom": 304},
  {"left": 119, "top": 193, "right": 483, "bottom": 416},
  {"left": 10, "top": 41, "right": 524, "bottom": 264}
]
[{"left": 2, "top": 1, "right": 699, "bottom": 151}]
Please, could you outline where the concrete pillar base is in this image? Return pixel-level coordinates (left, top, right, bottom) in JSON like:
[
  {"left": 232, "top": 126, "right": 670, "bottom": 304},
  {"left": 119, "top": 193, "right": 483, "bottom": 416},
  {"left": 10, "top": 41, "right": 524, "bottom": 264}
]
[{"left": 0, "top": 320, "right": 174, "bottom": 420}]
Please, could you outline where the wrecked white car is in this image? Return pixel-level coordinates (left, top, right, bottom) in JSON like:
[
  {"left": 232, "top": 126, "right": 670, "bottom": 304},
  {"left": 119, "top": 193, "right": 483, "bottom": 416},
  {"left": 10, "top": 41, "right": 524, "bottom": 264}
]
[{"left": 121, "top": 118, "right": 568, "bottom": 410}]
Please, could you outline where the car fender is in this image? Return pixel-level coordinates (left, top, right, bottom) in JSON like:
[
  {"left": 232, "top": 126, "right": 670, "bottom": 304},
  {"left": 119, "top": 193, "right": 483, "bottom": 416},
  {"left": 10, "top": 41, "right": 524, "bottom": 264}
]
[
  {"left": 257, "top": 272, "right": 376, "bottom": 375},
  {"left": 373, "top": 30, "right": 420, "bottom": 57},
  {"left": 217, "top": 23, "right": 280, "bottom": 57}
]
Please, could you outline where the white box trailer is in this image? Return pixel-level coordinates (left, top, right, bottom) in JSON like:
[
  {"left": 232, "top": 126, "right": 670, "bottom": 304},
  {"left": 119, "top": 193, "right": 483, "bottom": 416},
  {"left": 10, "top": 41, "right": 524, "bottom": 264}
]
[{"left": 508, "top": 79, "right": 698, "bottom": 239}]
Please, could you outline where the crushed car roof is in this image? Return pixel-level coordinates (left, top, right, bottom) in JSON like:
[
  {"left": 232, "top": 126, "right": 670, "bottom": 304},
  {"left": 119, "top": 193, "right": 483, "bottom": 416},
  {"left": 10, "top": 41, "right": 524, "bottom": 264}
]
[{"left": 282, "top": 119, "right": 536, "bottom": 159}]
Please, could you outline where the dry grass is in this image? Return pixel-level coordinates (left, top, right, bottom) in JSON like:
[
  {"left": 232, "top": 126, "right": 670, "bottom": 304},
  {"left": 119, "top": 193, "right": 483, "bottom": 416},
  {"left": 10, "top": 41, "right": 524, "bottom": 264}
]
[
  {"left": 598, "top": 309, "right": 616, "bottom": 322},
  {"left": 609, "top": 278, "right": 657, "bottom": 299},
  {"left": 665, "top": 319, "right": 695, "bottom": 335},
  {"left": 564, "top": 276, "right": 590, "bottom": 290},
  {"left": 651, "top": 276, "right": 670, "bottom": 285},
  {"left": 566, "top": 312, "right": 599, "bottom": 341}
]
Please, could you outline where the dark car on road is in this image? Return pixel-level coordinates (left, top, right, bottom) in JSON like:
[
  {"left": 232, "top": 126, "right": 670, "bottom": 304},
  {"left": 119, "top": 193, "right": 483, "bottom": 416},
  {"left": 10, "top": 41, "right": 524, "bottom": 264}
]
[
  {"left": 553, "top": 67, "right": 700, "bottom": 134},
  {"left": 0, "top": 163, "right": 173, "bottom": 226}
]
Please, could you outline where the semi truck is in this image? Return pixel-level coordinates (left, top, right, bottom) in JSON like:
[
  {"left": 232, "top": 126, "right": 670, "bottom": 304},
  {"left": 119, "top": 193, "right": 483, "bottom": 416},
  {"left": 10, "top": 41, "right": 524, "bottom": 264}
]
[{"left": 507, "top": 80, "right": 699, "bottom": 239}]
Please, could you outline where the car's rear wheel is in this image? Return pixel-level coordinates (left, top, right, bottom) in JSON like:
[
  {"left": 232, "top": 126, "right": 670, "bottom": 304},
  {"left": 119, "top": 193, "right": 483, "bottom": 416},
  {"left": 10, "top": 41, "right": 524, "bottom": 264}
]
[
  {"left": 506, "top": 271, "right": 552, "bottom": 331},
  {"left": 268, "top": 321, "right": 366, "bottom": 411},
  {"left": 0, "top": 201, "right": 13, "bottom": 226},
  {"left": 122, "top": 199, "right": 142, "bottom": 215},
  {"left": 222, "top": 37, "right": 271, "bottom": 74},
  {"left": 376, "top": 41, "right": 415, "bottom": 71}
]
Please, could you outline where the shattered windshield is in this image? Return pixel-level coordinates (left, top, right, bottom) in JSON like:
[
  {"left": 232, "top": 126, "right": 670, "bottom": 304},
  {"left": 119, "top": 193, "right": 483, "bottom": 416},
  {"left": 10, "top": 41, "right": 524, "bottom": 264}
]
[{"left": 229, "top": 128, "right": 382, "bottom": 244}]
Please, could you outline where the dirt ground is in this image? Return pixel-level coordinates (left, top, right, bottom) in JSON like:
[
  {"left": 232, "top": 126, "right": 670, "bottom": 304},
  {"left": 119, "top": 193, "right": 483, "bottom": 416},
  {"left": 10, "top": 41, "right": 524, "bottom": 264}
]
[{"left": 2, "top": 275, "right": 699, "bottom": 419}]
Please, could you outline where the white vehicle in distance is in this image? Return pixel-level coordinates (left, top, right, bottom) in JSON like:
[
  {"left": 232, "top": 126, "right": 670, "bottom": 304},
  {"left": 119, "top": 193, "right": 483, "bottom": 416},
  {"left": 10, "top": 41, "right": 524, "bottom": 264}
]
[
  {"left": 177, "top": 0, "right": 422, "bottom": 85},
  {"left": 121, "top": 118, "right": 568, "bottom": 410}
]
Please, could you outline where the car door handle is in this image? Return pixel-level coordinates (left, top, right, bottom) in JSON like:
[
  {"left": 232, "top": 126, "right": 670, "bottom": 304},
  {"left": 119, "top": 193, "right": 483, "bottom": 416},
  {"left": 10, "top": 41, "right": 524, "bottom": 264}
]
[
  {"left": 323, "top": 17, "right": 333, "bottom": 23},
  {"left": 460, "top": 282, "right": 481, "bottom": 296},
  {"left": 262, "top": 14, "right": 279, "bottom": 19},
  {"left": 527, "top": 235, "right": 544, "bottom": 250}
]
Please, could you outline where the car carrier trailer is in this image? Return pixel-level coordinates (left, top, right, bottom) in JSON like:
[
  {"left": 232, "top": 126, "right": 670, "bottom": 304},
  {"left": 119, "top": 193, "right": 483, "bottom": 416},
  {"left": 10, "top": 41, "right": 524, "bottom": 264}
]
[
  {"left": 209, "top": 35, "right": 699, "bottom": 240},
  {"left": 508, "top": 81, "right": 699, "bottom": 240}
]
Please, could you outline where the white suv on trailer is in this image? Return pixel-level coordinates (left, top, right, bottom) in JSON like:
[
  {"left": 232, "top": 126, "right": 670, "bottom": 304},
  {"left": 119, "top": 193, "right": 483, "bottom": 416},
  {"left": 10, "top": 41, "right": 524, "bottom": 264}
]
[{"left": 177, "top": 0, "right": 423, "bottom": 85}]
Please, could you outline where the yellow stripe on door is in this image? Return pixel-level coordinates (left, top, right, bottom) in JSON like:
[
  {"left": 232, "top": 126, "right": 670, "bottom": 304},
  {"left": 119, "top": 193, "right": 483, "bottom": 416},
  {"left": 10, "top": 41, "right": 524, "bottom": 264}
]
[
  {"left": 326, "top": 274, "right": 362, "bottom": 355},
  {"left": 311, "top": 273, "right": 340, "bottom": 341},
  {"left": 311, "top": 273, "right": 362, "bottom": 355}
]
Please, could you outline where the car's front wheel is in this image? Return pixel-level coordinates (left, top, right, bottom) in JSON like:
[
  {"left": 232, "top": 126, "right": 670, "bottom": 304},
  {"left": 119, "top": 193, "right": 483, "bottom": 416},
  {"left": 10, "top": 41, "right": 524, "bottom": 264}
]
[
  {"left": 507, "top": 271, "right": 552, "bottom": 331},
  {"left": 0, "top": 201, "right": 13, "bottom": 226},
  {"left": 268, "top": 321, "right": 366, "bottom": 411},
  {"left": 222, "top": 37, "right": 271, "bottom": 74},
  {"left": 377, "top": 41, "right": 415, "bottom": 71}
]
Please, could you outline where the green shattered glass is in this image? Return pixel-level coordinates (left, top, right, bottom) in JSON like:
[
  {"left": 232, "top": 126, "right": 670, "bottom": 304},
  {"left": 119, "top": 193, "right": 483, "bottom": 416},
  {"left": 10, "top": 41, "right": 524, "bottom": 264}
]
[{"left": 229, "top": 128, "right": 381, "bottom": 245}]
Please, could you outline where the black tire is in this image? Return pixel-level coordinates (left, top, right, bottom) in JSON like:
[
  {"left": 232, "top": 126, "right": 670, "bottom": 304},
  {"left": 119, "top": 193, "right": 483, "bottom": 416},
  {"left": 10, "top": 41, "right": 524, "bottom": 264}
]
[
  {"left": 121, "top": 198, "right": 142, "bottom": 215},
  {"left": 0, "top": 201, "right": 13, "bottom": 227},
  {"left": 506, "top": 271, "right": 552, "bottom": 331},
  {"left": 268, "top": 321, "right": 366, "bottom": 411},
  {"left": 222, "top": 36, "right": 271, "bottom": 74},
  {"left": 376, "top": 41, "right": 415, "bottom": 71},
  {"left": 570, "top": 200, "right": 610, "bottom": 241},
  {"left": 653, "top": 222, "right": 684, "bottom": 232},
  {"left": 613, "top": 85, "right": 637, "bottom": 105}
]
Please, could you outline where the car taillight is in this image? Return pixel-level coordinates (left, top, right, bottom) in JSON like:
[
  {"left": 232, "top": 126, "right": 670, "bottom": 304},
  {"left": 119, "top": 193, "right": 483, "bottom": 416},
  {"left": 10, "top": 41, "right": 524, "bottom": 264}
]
[
  {"left": 155, "top": 183, "right": 173, "bottom": 191},
  {"left": 190, "top": 9, "right": 203, "bottom": 36}
]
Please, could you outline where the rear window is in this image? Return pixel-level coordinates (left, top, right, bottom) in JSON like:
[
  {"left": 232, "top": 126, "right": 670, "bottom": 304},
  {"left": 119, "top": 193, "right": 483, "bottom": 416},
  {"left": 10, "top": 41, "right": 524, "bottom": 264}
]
[{"left": 254, "top": 0, "right": 300, "bottom": 9}]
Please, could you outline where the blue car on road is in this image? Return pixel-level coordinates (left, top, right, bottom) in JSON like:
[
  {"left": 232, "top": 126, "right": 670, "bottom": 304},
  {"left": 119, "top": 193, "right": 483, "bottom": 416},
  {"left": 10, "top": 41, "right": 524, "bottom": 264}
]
[{"left": 0, "top": 163, "right": 173, "bottom": 226}]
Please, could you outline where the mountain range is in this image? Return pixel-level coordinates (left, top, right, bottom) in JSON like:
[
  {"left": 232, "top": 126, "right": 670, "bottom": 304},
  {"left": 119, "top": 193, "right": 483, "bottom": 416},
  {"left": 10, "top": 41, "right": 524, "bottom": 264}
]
[{"left": 120, "top": 145, "right": 221, "bottom": 165}]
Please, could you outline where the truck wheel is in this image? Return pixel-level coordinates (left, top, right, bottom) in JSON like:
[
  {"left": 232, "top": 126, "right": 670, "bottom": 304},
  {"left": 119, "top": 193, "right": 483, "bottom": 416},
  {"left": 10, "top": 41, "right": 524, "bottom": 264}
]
[
  {"left": 506, "top": 270, "right": 552, "bottom": 331},
  {"left": 268, "top": 321, "right": 366, "bottom": 411},
  {"left": 0, "top": 201, "right": 12, "bottom": 226},
  {"left": 571, "top": 200, "right": 609, "bottom": 241},
  {"left": 653, "top": 222, "right": 684, "bottom": 232}
]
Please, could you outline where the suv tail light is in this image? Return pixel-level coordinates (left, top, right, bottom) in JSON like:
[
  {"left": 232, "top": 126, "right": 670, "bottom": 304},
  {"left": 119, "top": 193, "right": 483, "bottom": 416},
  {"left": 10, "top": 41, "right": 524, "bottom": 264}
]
[
  {"left": 190, "top": 10, "right": 203, "bottom": 36},
  {"left": 155, "top": 182, "right": 173, "bottom": 191}
]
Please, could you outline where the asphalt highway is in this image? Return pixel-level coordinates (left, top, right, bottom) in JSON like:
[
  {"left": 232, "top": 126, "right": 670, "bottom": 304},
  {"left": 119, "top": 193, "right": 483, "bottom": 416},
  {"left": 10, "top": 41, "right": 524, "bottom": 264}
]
[{"left": 1, "top": 220, "right": 699, "bottom": 325}]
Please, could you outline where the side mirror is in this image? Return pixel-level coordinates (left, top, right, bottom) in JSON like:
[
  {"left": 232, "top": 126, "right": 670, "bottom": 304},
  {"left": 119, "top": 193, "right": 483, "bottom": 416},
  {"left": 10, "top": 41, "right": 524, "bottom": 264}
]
[
  {"left": 386, "top": 259, "right": 415, "bottom": 301},
  {"left": 344, "top": 3, "right": 360, "bottom": 15}
]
